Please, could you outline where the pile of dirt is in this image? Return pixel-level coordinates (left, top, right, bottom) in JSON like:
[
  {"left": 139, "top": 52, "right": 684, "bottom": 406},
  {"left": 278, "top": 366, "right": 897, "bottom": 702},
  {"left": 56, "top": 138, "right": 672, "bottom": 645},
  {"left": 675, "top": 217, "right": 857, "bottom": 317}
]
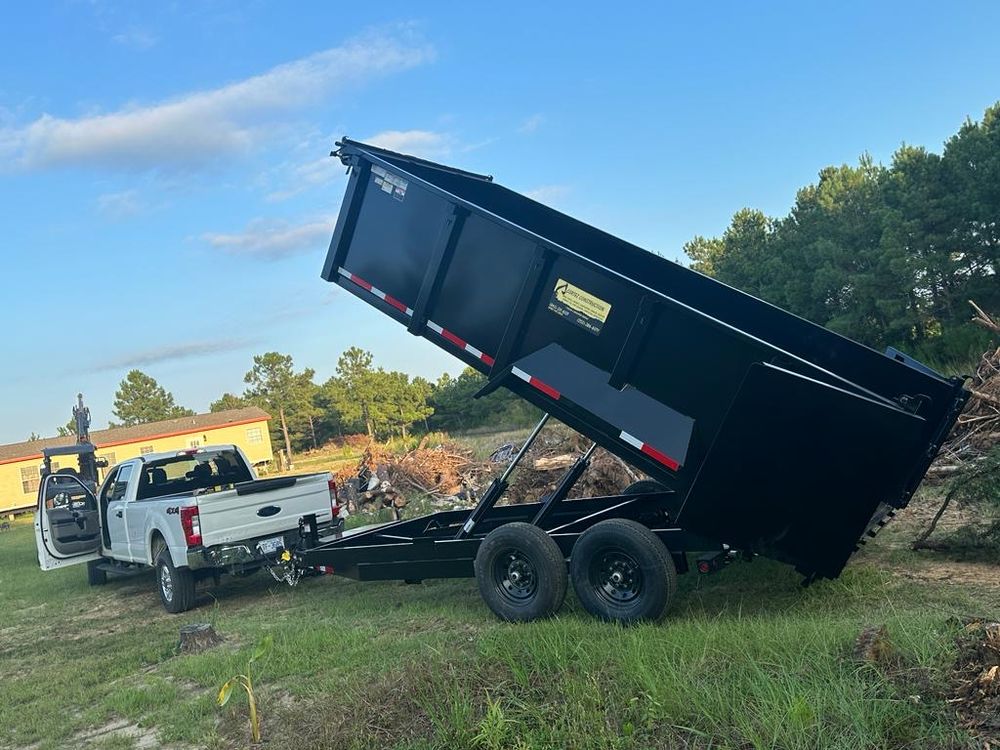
[{"left": 951, "top": 619, "right": 1000, "bottom": 741}]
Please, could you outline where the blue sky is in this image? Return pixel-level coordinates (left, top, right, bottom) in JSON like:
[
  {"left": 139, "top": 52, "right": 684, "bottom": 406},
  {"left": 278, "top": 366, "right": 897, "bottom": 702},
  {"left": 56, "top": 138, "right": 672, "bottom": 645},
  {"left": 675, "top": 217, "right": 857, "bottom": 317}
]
[{"left": 1, "top": 1, "right": 998, "bottom": 443}]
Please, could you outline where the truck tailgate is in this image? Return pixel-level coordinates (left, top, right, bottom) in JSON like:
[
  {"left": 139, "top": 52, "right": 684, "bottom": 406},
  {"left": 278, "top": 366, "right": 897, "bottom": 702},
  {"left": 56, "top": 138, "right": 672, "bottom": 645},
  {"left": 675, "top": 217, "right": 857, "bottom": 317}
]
[{"left": 196, "top": 474, "right": 334, "bottom": 547}]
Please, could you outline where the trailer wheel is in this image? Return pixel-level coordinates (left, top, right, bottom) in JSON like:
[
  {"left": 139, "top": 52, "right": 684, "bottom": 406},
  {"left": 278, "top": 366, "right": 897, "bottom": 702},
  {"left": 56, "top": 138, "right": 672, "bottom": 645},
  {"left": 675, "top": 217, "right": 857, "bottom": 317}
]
[
  {"left": 155, "top": 550, "right": 197, "bottom": 614},
  {"left": 474, "top": 523, "right": 567, "bottom": 622},
  {"left": 86, "top": 560, "right": 107, "bottom": 586},
  {"left": 570, "top": 519, "right": 676, "bottom": 624}
]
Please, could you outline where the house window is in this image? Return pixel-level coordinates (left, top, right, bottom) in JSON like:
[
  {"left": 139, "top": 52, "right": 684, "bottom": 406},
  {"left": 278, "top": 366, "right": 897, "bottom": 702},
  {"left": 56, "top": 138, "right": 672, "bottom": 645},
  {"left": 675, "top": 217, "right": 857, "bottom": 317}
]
[
  {"left": 246, "top": 427, "right": 263, "bottom": 444},
  {"left": 100, "top": 452, "right": 117, "bottom": 467},
  {"left": 20, "top": 466, "right": 40, "bottom": 495},
  {"left": 139, "top": 445, "right": 154, "bottom": 455}
]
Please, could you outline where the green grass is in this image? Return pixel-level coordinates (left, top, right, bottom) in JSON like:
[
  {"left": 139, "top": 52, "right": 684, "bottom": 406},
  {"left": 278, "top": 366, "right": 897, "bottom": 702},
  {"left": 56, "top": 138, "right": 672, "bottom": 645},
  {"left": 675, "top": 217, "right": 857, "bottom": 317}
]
[{"left": 1, "top": 514, "right": 996, "bottom": 750}]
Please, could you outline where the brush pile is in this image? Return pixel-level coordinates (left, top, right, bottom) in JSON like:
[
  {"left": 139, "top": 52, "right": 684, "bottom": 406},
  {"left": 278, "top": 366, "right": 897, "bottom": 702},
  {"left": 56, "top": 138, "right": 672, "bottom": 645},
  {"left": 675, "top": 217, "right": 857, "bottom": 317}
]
[
  {"left": 932, "top": 303, "right": 1000, "bottom": 475},
  {"left": 501, "top": 425, "right": 642, "bottom": 505},
  {"left": 335, "top": 439, "right": 488, "bottom": 517},
  {"left": 336, "top": 423, "right": 645, "bottom": 517},
  {"left": 951, "top": 619, "right": 1000, "bottom": 740}
]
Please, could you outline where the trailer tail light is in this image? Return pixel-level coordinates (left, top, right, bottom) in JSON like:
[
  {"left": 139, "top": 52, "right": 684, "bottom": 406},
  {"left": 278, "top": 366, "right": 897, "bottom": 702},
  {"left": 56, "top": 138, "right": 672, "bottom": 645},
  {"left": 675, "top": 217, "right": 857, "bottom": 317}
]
[
  {"left": 328, "top": 478, "right": 340, "bottom": 518},
  {"left": 180, "top": 506, "right": 202, "bottom": 547}
]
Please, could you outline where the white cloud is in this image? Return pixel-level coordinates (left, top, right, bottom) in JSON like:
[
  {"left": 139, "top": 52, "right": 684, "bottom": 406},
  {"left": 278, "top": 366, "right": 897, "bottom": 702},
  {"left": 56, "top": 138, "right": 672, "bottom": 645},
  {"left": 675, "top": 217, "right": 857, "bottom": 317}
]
[
  {"left": 364, "top": 129, "right": 452, "bottom": 158},
  {"left": 265, "top": 154, "right": 344, "bottom": 202},
  {"left": 266, "top": 128, "right": 454, "bottom": 200},
  {"left": 112, "top": 28, "right": 157, "bottom": 50},
  {"left": 518, "top": 114, "right": 545, "bottom": 133},
  {"left": 97, "top": 339, "right": 252, "bottom": 371},
  {"left": 96, "top": 189, "right": 143, "bottom": 218},
  {"left": 1, "top": 28, "right": 433, "bottom": 172},
  {"left": 203, "top": 217, "right": 334, "bottom": 261},
  {"left": 524, "top": 184, "right": 570, "bottom": 206}
]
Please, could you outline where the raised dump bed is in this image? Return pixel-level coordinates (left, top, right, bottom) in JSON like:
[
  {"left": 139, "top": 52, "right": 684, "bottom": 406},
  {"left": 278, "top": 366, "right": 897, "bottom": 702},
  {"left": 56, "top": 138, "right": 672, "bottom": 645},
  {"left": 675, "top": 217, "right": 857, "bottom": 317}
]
[{"left": 302, "top": 138, "right": 968, "bottom": 622}]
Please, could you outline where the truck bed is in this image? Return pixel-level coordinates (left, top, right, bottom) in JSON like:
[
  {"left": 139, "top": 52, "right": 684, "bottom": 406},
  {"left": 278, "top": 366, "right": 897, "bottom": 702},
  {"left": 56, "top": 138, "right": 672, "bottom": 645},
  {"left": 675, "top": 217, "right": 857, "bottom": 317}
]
[{"left": 195, "top": 474, "right": 334, "bottom": 547}]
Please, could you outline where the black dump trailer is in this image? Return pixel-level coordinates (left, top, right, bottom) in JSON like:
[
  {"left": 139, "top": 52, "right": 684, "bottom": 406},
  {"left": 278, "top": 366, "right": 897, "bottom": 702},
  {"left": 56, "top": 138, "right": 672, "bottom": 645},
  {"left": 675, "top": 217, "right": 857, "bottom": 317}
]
[{"left": 298, "top": 138, "right": 969, "bottom": 623}]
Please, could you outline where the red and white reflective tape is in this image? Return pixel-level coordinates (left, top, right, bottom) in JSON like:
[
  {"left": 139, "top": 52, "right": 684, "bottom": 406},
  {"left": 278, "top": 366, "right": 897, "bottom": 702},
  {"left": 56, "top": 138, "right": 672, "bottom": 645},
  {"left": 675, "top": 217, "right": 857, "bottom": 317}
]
[
  {"left": 337, "top": 268, "right": 496, "bottom": 367},
  {"left": 619, "top": 430, "right": 680, "bottom": 471},
  {"left": 511, "top": 366, "right": 561, "bottom": 400},
  {"left": 337, "top": 267, "right": 413, "bottom": 316},
  {"left": 314, "top": 565, "right": 335, "bottom": 575},
  {"left": 427, "top": 320, "right": 496, "bottom": 367}
]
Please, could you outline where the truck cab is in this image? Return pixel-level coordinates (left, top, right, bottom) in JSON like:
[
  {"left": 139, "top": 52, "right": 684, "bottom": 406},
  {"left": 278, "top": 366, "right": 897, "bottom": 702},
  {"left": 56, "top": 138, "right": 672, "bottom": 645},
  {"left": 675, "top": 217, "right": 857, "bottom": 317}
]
[{"left": 35, "top": 444, "right": 343, "bottom": 612}]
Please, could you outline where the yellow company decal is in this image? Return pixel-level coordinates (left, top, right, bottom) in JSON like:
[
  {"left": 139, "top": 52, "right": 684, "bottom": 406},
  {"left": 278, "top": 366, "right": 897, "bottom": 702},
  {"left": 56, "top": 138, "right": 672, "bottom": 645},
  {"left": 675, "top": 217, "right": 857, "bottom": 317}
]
[{"left": 548, "top": 278, "right": 611, "bottom": 335}]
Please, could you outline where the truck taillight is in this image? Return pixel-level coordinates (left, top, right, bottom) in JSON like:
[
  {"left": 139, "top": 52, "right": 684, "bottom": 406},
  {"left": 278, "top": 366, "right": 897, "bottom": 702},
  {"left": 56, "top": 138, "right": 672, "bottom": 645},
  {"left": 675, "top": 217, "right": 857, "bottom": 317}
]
[
  {"left": 328, "top": 478, "right": 340, "bottom": 518},
  {"left": 180, "top": 506, "right": 202, "bottom": 547}
]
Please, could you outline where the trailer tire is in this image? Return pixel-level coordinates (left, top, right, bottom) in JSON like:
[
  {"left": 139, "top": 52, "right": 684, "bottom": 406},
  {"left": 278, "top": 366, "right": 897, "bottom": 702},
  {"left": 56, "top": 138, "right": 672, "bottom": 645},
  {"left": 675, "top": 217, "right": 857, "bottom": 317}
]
[
  {"left": 570, "top": 519, "right": 676, "bottom": 624},
  {"left": 86, "top": 560, "right": 107, "bottom": 586},
  {"left": 475, "top": 523, "right": 567, "bottom": 622},
  {"left": 155, "top": 550, "right": 197, "bottom": 614}
]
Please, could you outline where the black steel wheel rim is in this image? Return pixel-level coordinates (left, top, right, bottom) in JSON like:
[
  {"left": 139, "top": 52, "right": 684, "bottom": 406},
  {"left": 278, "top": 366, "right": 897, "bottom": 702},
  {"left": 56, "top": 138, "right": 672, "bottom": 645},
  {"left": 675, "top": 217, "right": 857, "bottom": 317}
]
[
  {"left": 493, "top": 548, "right": 538, "bottom": 603},
  {"left": 589, "top": 548, "right": 642, "bottom": 605}
]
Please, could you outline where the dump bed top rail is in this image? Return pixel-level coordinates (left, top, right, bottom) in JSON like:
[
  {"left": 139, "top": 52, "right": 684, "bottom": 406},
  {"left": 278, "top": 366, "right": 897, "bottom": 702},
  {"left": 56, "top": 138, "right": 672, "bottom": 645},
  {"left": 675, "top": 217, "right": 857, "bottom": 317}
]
[{"left": 322, "top": 138, "right": 968, "bottom": 579}]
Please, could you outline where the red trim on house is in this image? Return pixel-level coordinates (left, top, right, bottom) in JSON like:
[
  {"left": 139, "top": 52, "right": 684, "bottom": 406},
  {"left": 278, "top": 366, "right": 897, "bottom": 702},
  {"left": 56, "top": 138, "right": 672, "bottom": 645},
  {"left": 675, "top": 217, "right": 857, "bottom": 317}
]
[{"left": 0, "top": 417, "right": 270, "bottom": 467}]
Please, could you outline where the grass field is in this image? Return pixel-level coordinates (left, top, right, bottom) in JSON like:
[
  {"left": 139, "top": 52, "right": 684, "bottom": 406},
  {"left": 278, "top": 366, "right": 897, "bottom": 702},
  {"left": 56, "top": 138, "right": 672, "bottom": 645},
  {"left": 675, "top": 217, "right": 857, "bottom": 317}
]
[{"left": 1, "top": 488, "right": 997, "bottom": 749}]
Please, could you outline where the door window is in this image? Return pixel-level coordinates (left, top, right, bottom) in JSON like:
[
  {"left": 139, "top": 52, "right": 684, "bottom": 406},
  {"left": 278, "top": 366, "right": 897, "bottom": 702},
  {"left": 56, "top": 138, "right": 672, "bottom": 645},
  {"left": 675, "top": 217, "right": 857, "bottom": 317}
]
[
  {"left": 109, "top": 465, "right": 134, "bottom": 502},
  {"left": 99, "top": 467, "right": 120, "bottom": 506}
]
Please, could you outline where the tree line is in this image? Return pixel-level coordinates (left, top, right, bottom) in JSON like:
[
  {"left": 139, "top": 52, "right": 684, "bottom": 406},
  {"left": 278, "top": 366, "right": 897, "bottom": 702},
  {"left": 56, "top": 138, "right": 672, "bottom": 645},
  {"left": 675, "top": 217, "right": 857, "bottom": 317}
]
[
  {"left": 684, "top": 103, "right": 999, "bottom": 366},
  {"left": 56, "top": 348, "right": 536, "bottom": 459}
]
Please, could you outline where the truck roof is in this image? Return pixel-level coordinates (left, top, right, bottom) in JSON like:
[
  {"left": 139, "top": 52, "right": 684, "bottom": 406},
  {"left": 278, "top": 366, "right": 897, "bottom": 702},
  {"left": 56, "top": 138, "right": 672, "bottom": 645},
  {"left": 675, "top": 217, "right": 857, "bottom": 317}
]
[{"left": 135, "top": 445, "right": 239, "bottom": 463}]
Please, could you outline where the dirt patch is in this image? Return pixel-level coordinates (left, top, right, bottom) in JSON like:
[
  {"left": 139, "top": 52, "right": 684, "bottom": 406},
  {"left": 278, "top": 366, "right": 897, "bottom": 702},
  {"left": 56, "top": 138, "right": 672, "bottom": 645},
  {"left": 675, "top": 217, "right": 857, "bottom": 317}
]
[
  {"left": 227, "top": 670, "right": 437, "bottom": 750},
  {"left": 950, "top": 619, "right": 1000, "bottom": 742},
  {"left": 74, "top": 717, "right": 161, "bottom": 749}
]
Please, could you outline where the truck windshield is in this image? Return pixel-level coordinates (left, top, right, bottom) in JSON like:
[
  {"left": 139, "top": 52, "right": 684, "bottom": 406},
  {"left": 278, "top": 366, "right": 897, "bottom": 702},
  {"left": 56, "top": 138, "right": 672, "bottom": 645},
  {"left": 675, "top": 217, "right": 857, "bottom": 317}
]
[{"left": 137, "top": 449, "right": 253, "bottom": 500}]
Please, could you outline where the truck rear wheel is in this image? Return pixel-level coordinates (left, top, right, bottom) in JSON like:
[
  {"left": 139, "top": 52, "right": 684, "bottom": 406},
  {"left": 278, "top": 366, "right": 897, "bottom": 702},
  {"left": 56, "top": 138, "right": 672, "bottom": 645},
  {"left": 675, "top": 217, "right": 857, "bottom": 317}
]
[
  {"left": 570, "top": 519, "right": 677, "bottom": 624},
  {"left": 156, "top": 550, "right": 197, "bottom": 614},
  {"left": 86, "top": 560, "right": 107, "bottom": 586},
  {"left": 474, "top": 522, "right": 567, "bottom": 622}
]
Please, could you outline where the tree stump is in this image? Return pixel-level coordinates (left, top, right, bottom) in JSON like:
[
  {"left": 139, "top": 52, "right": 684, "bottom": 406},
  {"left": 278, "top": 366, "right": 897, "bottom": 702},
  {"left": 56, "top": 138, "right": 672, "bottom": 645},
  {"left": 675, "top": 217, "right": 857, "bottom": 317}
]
[{"left": 178, "top": 623, "right": 223, "bottom": 654}]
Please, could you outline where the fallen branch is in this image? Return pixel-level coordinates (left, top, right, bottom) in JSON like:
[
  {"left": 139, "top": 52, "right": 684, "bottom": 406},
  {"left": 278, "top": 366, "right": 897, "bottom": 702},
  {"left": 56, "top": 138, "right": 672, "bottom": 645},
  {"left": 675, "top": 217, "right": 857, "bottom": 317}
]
[
  {"left": 971, "top": 389, "right": 1000, "bottom": 408},
  {"left": 970, "top": 299, "right": 1000, "bottom": 334}
]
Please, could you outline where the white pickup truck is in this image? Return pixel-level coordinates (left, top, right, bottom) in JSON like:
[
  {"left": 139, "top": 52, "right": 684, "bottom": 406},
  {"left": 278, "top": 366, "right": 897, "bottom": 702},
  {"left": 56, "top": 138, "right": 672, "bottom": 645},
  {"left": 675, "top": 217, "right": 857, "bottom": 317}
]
[{"left": 34, "top": 445, "right": 343, "bottom": 612}]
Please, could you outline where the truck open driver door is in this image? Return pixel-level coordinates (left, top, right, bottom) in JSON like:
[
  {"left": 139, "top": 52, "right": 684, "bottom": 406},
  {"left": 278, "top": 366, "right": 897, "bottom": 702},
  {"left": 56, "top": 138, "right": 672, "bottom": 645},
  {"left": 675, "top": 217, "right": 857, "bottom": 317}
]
[{"left": 34, "top": 473, "right": 102, "bottom": 571}]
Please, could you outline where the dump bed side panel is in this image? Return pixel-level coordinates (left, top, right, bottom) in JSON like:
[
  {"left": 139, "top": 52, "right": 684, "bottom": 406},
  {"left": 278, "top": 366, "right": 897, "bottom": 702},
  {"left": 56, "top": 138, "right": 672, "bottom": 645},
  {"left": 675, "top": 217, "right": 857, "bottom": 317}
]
[{"left": 322, "top": 142, "right": 966, "bottom": 578}]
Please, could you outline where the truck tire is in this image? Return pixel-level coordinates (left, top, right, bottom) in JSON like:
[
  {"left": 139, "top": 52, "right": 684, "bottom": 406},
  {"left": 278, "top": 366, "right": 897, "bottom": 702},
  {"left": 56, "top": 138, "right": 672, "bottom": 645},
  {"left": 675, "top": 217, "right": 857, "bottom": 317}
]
[
  {"left": 570, "top": 519, "right": 677, "bottom": 624},
  {"left": 86, "top": 560, "right": 107, "bottom": 586},
  {"left": 474, "top": 522, "right": 567, "bottom": 622},
  {"left": 155, "top": 549, "right": 197, "bottom": 614}
]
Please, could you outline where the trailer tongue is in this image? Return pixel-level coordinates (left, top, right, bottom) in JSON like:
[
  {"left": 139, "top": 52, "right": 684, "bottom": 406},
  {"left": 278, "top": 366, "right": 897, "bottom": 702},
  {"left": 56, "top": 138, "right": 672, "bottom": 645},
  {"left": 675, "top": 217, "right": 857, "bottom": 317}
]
[{"left": 298, "top": 138, "right": 968, "bottom": 622}]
